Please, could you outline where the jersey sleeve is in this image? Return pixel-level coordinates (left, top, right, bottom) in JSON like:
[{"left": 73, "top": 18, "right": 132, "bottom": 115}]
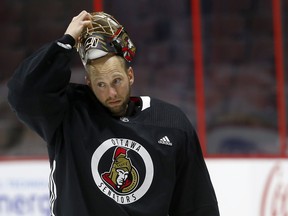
[
  {"left": 169, "top": 122, "right": 220, "bottom": 216},
  {"left": 7, "top": 36, "right": 75, "bottom": 144}
]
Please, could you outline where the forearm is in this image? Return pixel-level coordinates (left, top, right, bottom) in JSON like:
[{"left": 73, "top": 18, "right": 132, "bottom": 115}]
[
  {"left": 8, "top": 35, "right": 76, "bottom": 108},
  {"left": 7, "top": 9, "right": 91, "bottom": 113},
  {"left": 7, "top": 36, "right": 75, "bottom": 142},
  {"left": 7, "top": 10, "right": 92, "bottom": 143}
]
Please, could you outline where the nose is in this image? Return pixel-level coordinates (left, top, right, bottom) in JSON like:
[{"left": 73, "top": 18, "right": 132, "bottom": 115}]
[{"left": 108, "top": 86, "right": 117, "bottom": 98}]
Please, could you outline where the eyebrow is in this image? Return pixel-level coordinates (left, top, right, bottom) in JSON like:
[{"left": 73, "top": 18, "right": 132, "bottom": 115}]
[{"left": 92, "top": 71, "right": 125, "bottom": 82}]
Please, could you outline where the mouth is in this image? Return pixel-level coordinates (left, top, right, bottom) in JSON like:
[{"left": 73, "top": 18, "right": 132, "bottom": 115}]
[
  {"left": 105, "top": 98, "right": 128, "bottom": 116},
  {"left": 107, "top": 99, "right": 122, "bottom": 106}
]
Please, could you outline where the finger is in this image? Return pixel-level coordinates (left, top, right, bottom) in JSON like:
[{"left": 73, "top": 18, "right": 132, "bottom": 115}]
[
  {"left": 79, "top": 10, "right": 91, "bottom": 20},
  {"left": 83, "top": 19, "right": 93, "bottom": 29},
  {"left": 79, "top": 10, "right": 88, "bottom": 17},
  {"left": 72, "top": 10, "right": 89, "bottom": 22}
]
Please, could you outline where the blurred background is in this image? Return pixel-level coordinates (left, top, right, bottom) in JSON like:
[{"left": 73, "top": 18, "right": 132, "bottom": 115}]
[
  {"left": 0, "top": 0, "right": 287, "bottom": 157},
  {"left": 0, "top": 1, "right": 287, "bottom": 215}
]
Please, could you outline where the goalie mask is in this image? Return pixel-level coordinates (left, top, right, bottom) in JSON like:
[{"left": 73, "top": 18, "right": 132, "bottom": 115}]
[{"left": 77, "top": 12, "right": 136, "bottom": 65}]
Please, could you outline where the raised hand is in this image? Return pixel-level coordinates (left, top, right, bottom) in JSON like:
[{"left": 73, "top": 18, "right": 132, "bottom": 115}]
[{"left": 64, "top": 10, "right": 93, "bottom": 42}]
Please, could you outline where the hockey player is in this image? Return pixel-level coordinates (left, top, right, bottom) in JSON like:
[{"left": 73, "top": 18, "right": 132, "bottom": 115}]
[{"left": 7, "top": 10, "right": 220, "bottom": 216}]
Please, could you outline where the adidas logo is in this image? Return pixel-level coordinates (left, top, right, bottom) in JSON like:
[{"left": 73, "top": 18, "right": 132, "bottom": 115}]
[{"left": 158, "top": 136, "right": 172, "bottom": 146}]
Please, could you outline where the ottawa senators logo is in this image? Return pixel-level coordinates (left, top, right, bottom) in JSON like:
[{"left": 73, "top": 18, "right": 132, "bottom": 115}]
[
  {"left": 101, "top": 147, "right": 139, "bottom": 194},
  {"left": 91, "top": 138, "right": 154, "bottom": 204}
]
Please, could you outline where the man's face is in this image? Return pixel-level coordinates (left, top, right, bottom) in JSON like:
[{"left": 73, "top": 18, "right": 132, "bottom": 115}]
[
  {"left": 86, "top": 55, "right": 134, "bottom": 116},
  {"left": 116, "top": 169, "right": 129, "bottom": 186}
]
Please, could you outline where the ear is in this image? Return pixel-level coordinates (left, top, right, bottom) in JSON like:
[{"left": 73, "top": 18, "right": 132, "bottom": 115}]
[
  {"left": 85, "top": 76, "right": 91, "bottom": 87},
  {"left": 127, "top": 67, "right": 134, "bottom": 86}
]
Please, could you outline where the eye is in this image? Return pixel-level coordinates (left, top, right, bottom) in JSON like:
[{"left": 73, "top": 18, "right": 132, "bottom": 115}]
[
  {"left": 113, "top": 78, "right": 122, "bottom": 85},
  {"left": 97, "top": 82, "right": 106, "bottom": 88}
]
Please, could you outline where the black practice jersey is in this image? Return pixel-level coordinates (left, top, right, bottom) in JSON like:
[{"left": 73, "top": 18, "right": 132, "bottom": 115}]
[{"left": 7, "top": 39, "right": 220, "bottom": 216}]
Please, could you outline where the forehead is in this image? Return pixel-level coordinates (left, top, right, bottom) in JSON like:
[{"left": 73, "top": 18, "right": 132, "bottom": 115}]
[{"left": 87, "top": 55, "right": 126, "bottom": 78}]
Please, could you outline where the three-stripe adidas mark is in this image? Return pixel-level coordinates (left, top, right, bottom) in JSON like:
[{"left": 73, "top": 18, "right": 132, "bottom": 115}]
[{"left": 158, "top": 136, "right": 172, "bottom": 146}]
